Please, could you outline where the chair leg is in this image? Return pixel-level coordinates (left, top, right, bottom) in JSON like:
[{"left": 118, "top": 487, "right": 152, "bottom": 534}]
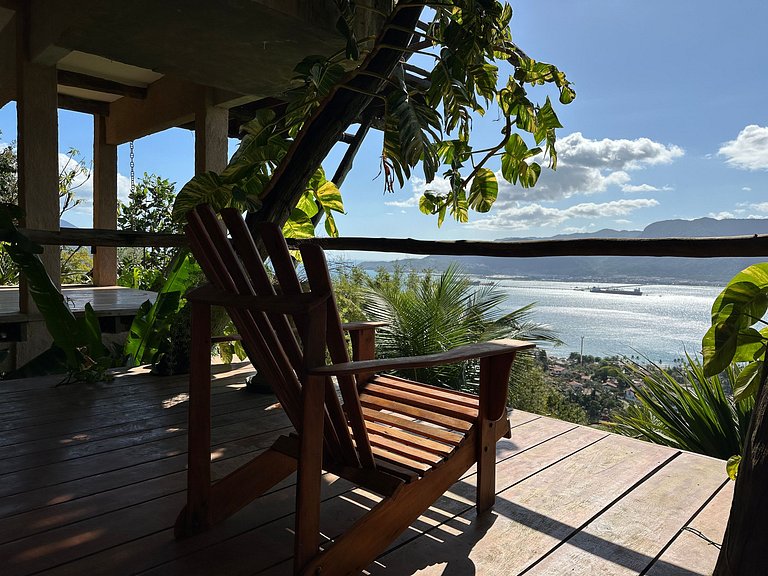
[
  {"left": 476, "top": 354, "right": 516, "bottom": 513},
  {"left": 476, "top": 417, "right": 496, "bottom": 513},
  {"left": 177, "top": 300, "right": 212, "bottom": 537},
  {"left": 294, "top": 375, "right": 325, "bottom": 574}
]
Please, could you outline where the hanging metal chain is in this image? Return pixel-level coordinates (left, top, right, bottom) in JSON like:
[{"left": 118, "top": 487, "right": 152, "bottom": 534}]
[{"left": 129, "top": 140, "right": 136, "bottom": 195}]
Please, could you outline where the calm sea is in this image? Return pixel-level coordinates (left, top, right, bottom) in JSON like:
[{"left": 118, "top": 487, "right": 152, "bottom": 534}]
[{"left": 489, "top": 279, "right": 722, "bottom": 364}]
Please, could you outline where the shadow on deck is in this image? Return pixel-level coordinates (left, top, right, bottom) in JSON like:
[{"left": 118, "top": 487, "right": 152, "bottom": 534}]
[{"left": 0, "top": 363, "right": 730, "bottom": 575}]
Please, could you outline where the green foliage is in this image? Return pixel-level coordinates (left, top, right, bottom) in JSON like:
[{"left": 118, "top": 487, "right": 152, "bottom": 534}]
[
  {"left": 612, "top": 356, "right": 753, "bottom": 461},
  {"left": 0, "top": 139, "right": 17, "bottom": 205},
  {"left": 387, "top": 1, "right": 573, "bottom": 226},
  {"left": 58, "top": 148, "right": 89, "bottom": 216},
  {"left": 329, "top": 260, "right": 370, "bottom": 323},
  {"left": 172, "top": 2, "right": 572, "bottom": 235},
  {"left": 123, "top": 250, "right": 200, "bottom": 366},
  {"left": 117, "top": 173, "right": 180, "bottom": 289},
  {"left": 0, "top": 204, "right": 110, "bottom": 382},
  {"left": 171, "top": 109, "right": 342, "bottom": 239},
  {"left": 363, "top": 264, "right": 560, "bottom": 390},
  {"left": 507, "top": 352, "right": 587, "bottom": 424},
  {"left": 703, "top": 263, "right": 768, "bottom": 403}
]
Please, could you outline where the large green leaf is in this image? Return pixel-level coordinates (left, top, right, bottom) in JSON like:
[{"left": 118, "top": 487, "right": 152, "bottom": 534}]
[
  {"left": 734, "top": 361, "right": 763, "bottom": 402},
  {"left": 316, "top": 181, "right": 344, "bottom": 213},
  {"left": 172, "top": 173, "right": 234, "bottom": 223},
  {"left": 702, "top": 313, "right": 740, "bottom": 377},
  {"left": 468, "top": 168, "right": 498, "bottom": 213},
  {"left": 124, "top": 249, "right": 196, "bottom": 365},
  {"left": 282, "top": 208, "right": 315, "bottom": 239}
]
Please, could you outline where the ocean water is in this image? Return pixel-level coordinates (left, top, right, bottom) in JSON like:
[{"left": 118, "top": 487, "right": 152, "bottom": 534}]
[{"left": 490, "top": 279, "right": 722, "bottom": 364}]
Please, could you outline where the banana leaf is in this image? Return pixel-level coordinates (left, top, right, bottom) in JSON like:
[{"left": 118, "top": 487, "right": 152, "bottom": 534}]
[
  {"left": 0, "top": 203, "right": 110, "bottom": 380},
  {"left": 124, "top": 248, "right": 197, "bottom": 365}
]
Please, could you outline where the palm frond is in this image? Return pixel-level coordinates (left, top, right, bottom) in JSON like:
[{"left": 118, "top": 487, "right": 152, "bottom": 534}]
[{"left": 611, "top": 354, "right": 752, "bottom": 460}]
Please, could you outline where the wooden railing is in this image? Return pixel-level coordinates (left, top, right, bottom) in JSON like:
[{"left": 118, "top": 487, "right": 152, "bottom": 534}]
[{"left": 19, "top": 227, "right": 768, "bottom": 259}]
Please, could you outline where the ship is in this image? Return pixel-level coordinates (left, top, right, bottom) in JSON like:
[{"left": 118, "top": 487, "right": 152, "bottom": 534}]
[{"left": 589, "top": 285, "right": 643, "bottom": 296}]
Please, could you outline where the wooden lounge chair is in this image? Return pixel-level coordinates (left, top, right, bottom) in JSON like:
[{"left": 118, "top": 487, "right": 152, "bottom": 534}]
[{"left": 176, "top": 204, "right": 534, "bottom": 575}]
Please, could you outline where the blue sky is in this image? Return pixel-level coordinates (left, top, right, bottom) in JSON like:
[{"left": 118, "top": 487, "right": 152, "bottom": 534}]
[{"left": 1, "top": 0, "right": 767, "bottom": 244}]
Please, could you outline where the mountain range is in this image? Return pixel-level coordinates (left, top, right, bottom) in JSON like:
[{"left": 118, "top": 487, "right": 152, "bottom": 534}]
[{"left": 359, "top": 218, "right": 768, "bottom": 285}]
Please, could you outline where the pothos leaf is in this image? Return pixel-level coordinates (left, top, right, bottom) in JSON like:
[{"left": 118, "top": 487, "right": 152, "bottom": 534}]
[
  {"left": 324, "top": 211, "right": 339, "bottom": 237},
  {"left": 296, "top": 191, "right": 320, "bottom": 218},
  {"left": 283, "top": 208, "right": 315, "bottom": 239},
  {"left": 733, "top": 360, "right": 763, "bottom": 402},
  {"left": 468, "top": 168, "right": 498, "bottom": 213},
  {"left": 726, "top": 455, "right": 741, "bottom": 481},
  {"left": 316, "top": 181, "right": 344, "bottom": 213}
]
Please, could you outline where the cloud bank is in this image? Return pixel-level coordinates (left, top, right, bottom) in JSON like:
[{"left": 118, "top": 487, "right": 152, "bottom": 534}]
[{"left": 719, "top": 125, "right": 768, "bottom": 170}]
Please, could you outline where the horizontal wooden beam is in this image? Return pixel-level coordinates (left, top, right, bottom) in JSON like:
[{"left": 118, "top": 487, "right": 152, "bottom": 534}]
[
  {"left": 57, "top": 94, "right": 110, "bottom": 116},
  {"left": 13, "top": 227, "right": 768, "bottom": 259},
  {"left": 17, "top": 228, "right": 186, "bottom": 248},
  {"left": 290, "top": 234, "right": 768, "bottom": 259},
  {"left": 57, "top": 69, "right": 147, "bottom": 99}
]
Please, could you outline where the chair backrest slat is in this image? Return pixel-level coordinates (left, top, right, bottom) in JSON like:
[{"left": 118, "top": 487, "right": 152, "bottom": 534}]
[
  {"left": 187, "top": 205, "right": 371, "bottom": 468},
  {"left": 299, "top": 243, "right": 376, "bottom": 469},
  {"left": 187, "top": 207, "right": 303, "bottom": 430},
  {"left": 256, "top": 222, "right": 359, "bottom": 467}
]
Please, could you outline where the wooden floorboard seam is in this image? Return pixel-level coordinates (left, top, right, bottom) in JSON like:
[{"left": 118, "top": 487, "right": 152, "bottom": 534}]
[
  {"left": 0, "top": 423, "right": 295, "bottom": 503},
  {"left": 638, "top": 477, "right": 730, "bottom": 576},
  {"left": 516, "top": 450, "right": 683, "bottom": 575},
  {"left": 0, "top": 380, "right": 256, "bottom": 432},
  {"left": 0, "top": 401, "right": 277, "bottom": 474},
  {"left": 365, "top": 428, "right": 610, "bottom": 569}
]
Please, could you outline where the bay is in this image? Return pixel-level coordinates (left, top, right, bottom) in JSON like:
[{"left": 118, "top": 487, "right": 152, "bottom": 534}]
[{"left": 490, "top": 279, "right": 722, "bottom": 364}]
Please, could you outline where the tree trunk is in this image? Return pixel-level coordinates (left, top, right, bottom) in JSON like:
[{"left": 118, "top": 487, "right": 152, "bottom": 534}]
[
  {"left": 249, "top": 0, "right": 425, "bottom": 229},
  {"left": 714, "top": 376, "right": 768, "bottom": 574}
]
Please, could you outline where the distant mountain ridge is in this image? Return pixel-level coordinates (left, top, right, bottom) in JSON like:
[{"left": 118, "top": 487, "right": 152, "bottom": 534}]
[{"left": 359, "top": 217, "right": 768, "bottom": 285}]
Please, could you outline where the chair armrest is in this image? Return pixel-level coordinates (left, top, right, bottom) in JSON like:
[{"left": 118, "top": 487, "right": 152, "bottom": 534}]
[
  {"left": 187, "top": 283, "right": 329, "bottom": 313},
  {"left": 341, "top": 321, "right": 388, "bottom": 332},
  {"left": 309, "top": 339, "right": 534, "bottom": 377}
]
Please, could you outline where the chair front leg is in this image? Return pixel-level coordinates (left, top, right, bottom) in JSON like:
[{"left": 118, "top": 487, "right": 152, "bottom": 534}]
[
  {"left": 476, "top": 352, "right": 517, "bottom": 514},
  {"left": 294, "top": 374, "right": 325, "bottom": 574},
  {"left": 178, "top": 299, "right": 213, "bottom": 536}
]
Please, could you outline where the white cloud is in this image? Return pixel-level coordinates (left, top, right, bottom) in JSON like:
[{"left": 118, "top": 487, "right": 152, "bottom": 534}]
[
  {"left": 708, "top": 212, "right": 736, "bottom": 220},
  {"left": 384, "top": 176, "right": 452, "bottom": 208},
  {"left": 750, "top": 202, "right": 768, "bottom": 213},
  {"left": 58, "top": 152, "right": 131, "bottom": 218},
  {"left": 493, "top": 133, "right": 683, "bottom": 203},
  {"left": 621, "top": 183, "right": 672, "bottom": 193},
  {"left": 719, "top": 125, "right": 768, "bottom": 170},
  {"left": 558, "top": 132, "right": 684, "bottom": 170},
  {"left": 117, "top": 174, "right": 131, "bottom": 203},
  {"left": 743, "top": 186, "right": 753, "bottom": 191},
  {"left": 469, "top": 198, "right": 659, "bottom": 231}
]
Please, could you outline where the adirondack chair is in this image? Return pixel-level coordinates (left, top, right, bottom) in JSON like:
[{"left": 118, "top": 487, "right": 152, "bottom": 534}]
[{"left": 176, "top": 204, "right": 535, "bottom": 575}]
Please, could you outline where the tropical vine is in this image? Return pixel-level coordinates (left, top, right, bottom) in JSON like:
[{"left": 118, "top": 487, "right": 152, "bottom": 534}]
[{"left": 172, "top": 0, "right": 574, "bottom": 234}]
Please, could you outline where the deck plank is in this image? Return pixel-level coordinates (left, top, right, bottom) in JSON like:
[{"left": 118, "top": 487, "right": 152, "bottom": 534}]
[
  {"left": 525, "top": 452, "right": 727, "bottom": 575},
  {"left": 645, "top": 480, "right": 734, "bottom": 576},
  {"left": 369, "top": 435, "right": 677, "bottom": 575}
]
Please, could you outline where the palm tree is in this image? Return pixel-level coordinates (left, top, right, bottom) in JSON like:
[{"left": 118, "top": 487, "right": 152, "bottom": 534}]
[
  {"left": 611, "top": 355, "right": 753, "bottom": 462},
  {"left": 363, "top": 264, "right": 561, "bottom": 391}
]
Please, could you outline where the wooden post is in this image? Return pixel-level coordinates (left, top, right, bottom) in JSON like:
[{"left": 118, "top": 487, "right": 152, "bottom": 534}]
[
  {"left": 92, "top": 114, "right": 117, "bottom": 286},
  {"left": 476, "top": 353, "right": 516, "bottom": 513},
  {"left": 15, "top": 13, "right": 59, "bottom": 364},
  {"left": 194, "top": 90, "right": 228, "bottom": 175}
]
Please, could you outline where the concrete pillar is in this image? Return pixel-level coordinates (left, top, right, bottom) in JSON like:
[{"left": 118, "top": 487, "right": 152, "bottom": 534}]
[
  {"left": 194, "top": 90, "right": 228, "bottom": 174},
  {"left": 15, "top": 15, "right": 60, "bottom": 364},
  {"left": 92, "top": 114, "right": 118, "bottom": 286}
]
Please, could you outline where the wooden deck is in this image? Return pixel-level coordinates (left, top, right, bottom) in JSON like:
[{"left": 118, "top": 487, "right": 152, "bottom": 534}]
[{"left": 0, "top": 363, "right": 731, "bottom": 575}]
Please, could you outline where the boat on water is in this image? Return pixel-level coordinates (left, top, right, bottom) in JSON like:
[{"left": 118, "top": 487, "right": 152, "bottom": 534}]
[{"left": 589, "top": 286, "right": 643, "bottom": 296}]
